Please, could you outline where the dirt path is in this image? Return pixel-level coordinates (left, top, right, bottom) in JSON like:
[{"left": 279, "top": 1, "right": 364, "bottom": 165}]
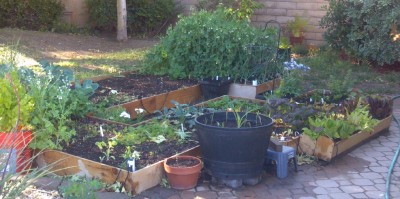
[{"left": 0, "top": 28, "right": 158, "bottom": 61}]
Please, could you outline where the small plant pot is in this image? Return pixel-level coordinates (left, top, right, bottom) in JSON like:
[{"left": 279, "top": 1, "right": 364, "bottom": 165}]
[
  {"left": 163, "top": 155, "right": 202, "bottom": 190},
  {"left": 277, "top": 48, "right": 291, "bottom": 61},
  {"left": 0, "top": 131, "right": 32, "bottom": 173},
  {"left": 289, "top": 36, "right": 304, "bottom": 45}
]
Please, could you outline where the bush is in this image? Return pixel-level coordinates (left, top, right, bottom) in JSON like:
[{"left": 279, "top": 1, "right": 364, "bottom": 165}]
[
  {"left": 320, "top": 0, "right": 400, "bottom": 65},
  {"left": 85, "top": 0, "right": 176, "bottom": 34},
  {"left": 0, "top": 0, "right": 63, "bottom": 31},
  {"left": 142, "top": 8, "right": 278, "bottom": 81}
]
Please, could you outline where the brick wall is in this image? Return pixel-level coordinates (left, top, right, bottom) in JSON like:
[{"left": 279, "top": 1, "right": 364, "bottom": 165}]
[{"left": 175, "top": 0, "right": 328, "bottom": 46}]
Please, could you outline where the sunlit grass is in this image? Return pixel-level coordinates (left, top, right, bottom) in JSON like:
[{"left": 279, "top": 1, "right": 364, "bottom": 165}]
[{"left": 54, "top": 49, "right": 149, "bottom": 79}]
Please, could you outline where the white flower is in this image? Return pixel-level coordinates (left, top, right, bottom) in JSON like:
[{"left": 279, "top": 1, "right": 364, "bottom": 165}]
[
  {"left": 110, "top": 90, "right": 118, "bottom": 94},
  {"left": 135, "top": 108, "right": 145, "bottom": 114},
  {"left": 119, "top": 111, "right": 131, "bottom": 118}
]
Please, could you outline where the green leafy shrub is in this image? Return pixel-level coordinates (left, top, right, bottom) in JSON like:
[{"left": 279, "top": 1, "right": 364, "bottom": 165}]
[
  {"left": 0, "top": 71, "right": 34, "bottom": 131},
  {"left": 59, "top": 176, "right": 103, "bottom": 199},
  {"left": 320, "top": 0, "right": 400, "bottom": 65},
  {"left": 85, "top": 0, "right": 176, "bottom": 34},
  {"left": 142, "top": 8, "right": 278, "bottom": 81},
  {"left": 0, "top": 0, "right": 63, "bottom": 30}
]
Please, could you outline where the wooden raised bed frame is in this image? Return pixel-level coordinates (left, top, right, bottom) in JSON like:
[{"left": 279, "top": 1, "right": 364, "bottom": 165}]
[
  {"left": 298, "top": 115, "right": 392, "bottom": 162},
  {"left": 36, "top": 146, "right": 201, "bottom": 195}
]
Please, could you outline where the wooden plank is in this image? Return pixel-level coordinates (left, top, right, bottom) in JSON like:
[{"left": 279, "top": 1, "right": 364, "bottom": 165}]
[
  {"left": 299, "top": 115, "right": 392, "bottom": 161},
  {"left": 89, "top": 85, "right": 202, "bottom": 121},
  {"left": 228, "top": 79, "right": 280, "bottom": 99},
  {"left": 35, "top": 146, "right": 201, "bottom": 195}
]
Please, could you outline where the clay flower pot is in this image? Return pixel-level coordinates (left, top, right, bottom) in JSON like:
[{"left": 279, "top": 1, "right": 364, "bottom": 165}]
[{"left": 163, "top": 155, "right": 202, "bottom": 189}]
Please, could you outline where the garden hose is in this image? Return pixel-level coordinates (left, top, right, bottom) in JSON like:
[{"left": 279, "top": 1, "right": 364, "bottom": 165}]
[{"left": 385, "top": 95, "right": 400, "bottom": 199}]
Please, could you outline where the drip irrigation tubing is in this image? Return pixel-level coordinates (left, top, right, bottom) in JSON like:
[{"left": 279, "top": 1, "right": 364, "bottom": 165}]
[{"left": 385, "top": 95, "right": 400, "bottom": 199}]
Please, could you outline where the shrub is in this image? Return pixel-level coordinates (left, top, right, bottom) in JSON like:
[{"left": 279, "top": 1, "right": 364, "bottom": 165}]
[
  {"left": 85, "top": 0, "right": 176, "bottom": 34},
  {"left": 0, "top": 0, "right": 63, "bottom": 31},
  {"left": 142, "top": 8, "right": 278, "bottom": 81},
  {"left": 320, "top": 0, "right": 400, "bottom": 65}
]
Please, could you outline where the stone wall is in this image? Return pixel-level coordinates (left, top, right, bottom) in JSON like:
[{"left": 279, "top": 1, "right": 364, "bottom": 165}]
[{"left": 174, "top": 0, "right": 328, "bottom": 46}]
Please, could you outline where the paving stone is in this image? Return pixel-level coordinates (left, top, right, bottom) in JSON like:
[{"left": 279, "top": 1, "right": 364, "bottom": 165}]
[
  {"left": 218, "top": 196, "right": 239, "bottom": 199},
  {"left": 312, "top": 187, "right": 328, "bottom": 195},
  {"left": 351, "top": 178, "right": 374, "bottom": 186},
  {"left": 95, "top": 192, "right": 131, "bottom": 199},
  {"left": 180, "top": 190, "right": 195, "bottom": 199},
  {"left": 196, "top": 184, "right": 210, "bottom": 192},
  {"left": 339, "top": 185, "right": 364, "bottom": 194},
  {"left": 360, "top": 172, "right": 383, "bottom": 179},
  {"left": 315, "top": 180, "right": 339, "bottom": 188},
  {"left": 351, "top": 193, "right": 368, "bottom": 198},
  {"left": 329, "top": 193, "right": 353, "bottom": 199},
  {"left": 167, "top": 194, "right": 181, "bottom": 199},
  {"left": 365, "top": 190, "right": 385, "bottom": 198},
  {"left": 315, "top": 195, "right": 330, "bottom": 199},
  {"left": 232, "top": 189, "right": 255, "bottom": 198},
  {"left": 218, "top": 191, "right": 234, "bottom": 197},
  {"left": 362, "top": 185, "right": 378, "bottom": 191},
  {"left": 290, "top": 188, "right": 306, "bottom": 195},
  {"left": 324, "top": 187, "right": 341, "bottom": 193},
  {"left": 337, "top": 180, "right": 351, "bottom": 186},
  {"left": 195, "top": 191, "right": 218, "bottom": 199},
  {"left": 369, "top": 166, "right": 388, "bottom": 173}
]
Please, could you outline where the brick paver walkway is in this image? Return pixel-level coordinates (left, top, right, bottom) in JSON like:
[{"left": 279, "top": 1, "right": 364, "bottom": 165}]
[{"left": 133, "top": 99, "right": 400, "bottom": 199}]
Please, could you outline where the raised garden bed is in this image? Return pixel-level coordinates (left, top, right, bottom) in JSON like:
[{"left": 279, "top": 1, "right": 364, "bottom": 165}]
[{"left": 298, "top": 115, "right": 392, "bottom": 161}]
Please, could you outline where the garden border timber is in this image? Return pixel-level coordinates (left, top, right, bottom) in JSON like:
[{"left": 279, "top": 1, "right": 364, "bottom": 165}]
[
  {"left": 35, "top": 146, "right": 201, "bottom": 195},
  {"left": 228, "top": 78, "right": 281, "bottom": 99},
  {"left": 298, "top": 115, "right": 392, "bottom": 162},
  {"left": 88, "top": 84, "right": 202, "bottom": 120}
]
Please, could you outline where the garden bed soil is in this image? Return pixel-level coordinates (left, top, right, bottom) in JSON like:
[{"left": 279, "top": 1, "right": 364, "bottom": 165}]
[
  {"left": 90, "top": 73, "right": 198, "bottom": 106},
  {"left": 61, "top": 118, "right": 198, "bottom": 170}
]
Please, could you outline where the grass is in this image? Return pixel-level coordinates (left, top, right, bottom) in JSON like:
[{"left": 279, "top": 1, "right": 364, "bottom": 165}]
[{"left": 54, "top": 49, "right": 148, "bottom": 80}]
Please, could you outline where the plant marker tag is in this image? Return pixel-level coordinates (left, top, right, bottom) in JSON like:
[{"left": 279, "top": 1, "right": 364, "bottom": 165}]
[
  {"left": 216, "top": 76, "right": 219, "bottom": 80},
  {"left": 181, "top": 123, "right": 184, "bottom": 132},
  {"left": 127, "top": 158, "right": 135, "bottom": 172},
  {"left": 99, "top": 125, "right": 104, "bottom": 137},
  {"left": 321, "top": 98, "right": 324, "bottom": 104},
  {"left": 310, "top": 98, "right": 313, "bottom": 103},
  {"left": 252, "top": 80, "right": 258, "bottom": 86},
  {"left": 280, "top": 137, "right": 285, "bottom": 141}
]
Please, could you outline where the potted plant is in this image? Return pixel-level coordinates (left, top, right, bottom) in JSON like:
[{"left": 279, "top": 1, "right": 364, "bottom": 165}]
[
  {"left": 195, "top": 111, "right": 274, "bottom": 187},
  {"left": 0, "top": 71, "right": 35, "bottom": 173},
  {"left": 286, "top": 16, "right": 308, "bottom": 45},
  {"left": 199, "top": 76, "right": 233, "bottom": 100},
  {"left": 163, "top": 155, "right": 202, "bottom": 190}
]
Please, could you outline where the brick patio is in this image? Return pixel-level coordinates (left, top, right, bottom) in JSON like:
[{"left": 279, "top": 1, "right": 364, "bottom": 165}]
[{"left": 132, "top": 98, "right": 400, "bottom": 199}]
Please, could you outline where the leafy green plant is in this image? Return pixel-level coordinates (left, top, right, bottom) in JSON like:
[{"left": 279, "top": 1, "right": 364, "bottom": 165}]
[
  {"left": 327, "top": 69, "right": 355, "bottom": 102},
  {"left": 95, "top": 139, "right": 117, "bottom": 162},
  {"left": 320, "top": 0, "right": 400, "bottom": 65},
  {"left": 59, "top": 176, "right": 103, "bottom": 199},
  {"left": 205, "top": 96, "right": 265, "bottom": 113},
  {"left": 292, "top": 44, "right": 309, "bottom": 56},
  {"left": 0, "top": 71, "right": 34, "bottom": 131},
  {"left": 286, "top": 16, "right": 308, "bottom": 37},
  {"left": 94, "top": 106, "right": 137, "bottom": 125},
  {"left": 142, "top": 8, "right": 278, "bottom": 80},
  {"left": 197, "top": 0, "right": 262, "bottom": 21},
  {"left": 117, "top": 119, "right": 179, "bottom": 146},
  {"left": 275, "top": 70, "right": 304, "bottom": 98},
  {"left": 25, "top": 62, "right": 98, "bottom": 150},
  {"left": 303, "top": 104, "right": 378, "bottom": 140}
]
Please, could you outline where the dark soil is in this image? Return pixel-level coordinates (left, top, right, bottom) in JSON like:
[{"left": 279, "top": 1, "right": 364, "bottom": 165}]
[
  {"left": 166, "top": 158, "right": 200, "bottom": 168},
  {"left": 91, "top": 73, "right": 198, "bottom": 105},
  {"left": 62, "top": 118, "right": 198, "bottom": 170}
]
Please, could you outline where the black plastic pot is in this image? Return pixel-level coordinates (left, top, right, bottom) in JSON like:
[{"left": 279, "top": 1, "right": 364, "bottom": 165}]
[
  {"left": 195, "top": 112, "right": 274, "bottom": 180},
  {"left": 277, "top": 48, "right": 291, "bottom": 61},
  {"left": 199, "top": 78, "right": 232, "bottom": 100}
]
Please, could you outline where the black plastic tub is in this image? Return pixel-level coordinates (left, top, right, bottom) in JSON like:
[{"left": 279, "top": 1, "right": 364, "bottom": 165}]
[
  {"left": 195, "top": 112, "right": 274, "bottom": 180},
  {"left": 199, "top": 78, "right": 232, "bottom": 100}
]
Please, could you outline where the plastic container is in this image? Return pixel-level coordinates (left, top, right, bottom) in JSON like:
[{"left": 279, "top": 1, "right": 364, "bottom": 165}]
[
  {"left": 195, "top": 112, "right": 274, "bottom": 179},
  {"left": 0, "top": 131, "right": 32, "bottom": 173},
  {"left": 199, "top": 78, "right": 232, "bottom": 100}
]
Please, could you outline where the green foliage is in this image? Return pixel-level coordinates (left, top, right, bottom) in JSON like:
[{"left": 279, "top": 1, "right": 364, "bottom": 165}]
[
  {"left": 286, "top": 16, "right": 308, "bottom": 37},
  {"left": 95, "top": 139, "right": 117, "bottom": 162},
  {"left": 26, "top": 62, "right": 98, "bottom": 150},
  {"left": 303, "top": 104, "right": 378, "bottom": 140},
  {"left": 205, "top": 96, "right": 265, "bottom": 113},
  {"left": 85, "top": 0, "right": 176, "bottom": 34},
  {"left": 0, "top": 0, "right": 63, "bottom": 31},
  {"left": 59, "top": 177, "right": 103, "bottom": 199},
  {"left": 0, "top": 71, "right": 34, "bottom": 131},
  {"left": 320, "top": 0, "right": 400, "bottom": 65},
  {"left": 292, "top": 44, "right": 309, "bottom": 56},
  {"left": 275, "top": 70, "right": 304, "bottom": 98},
  {"left": 142, "top": 8, "right": 278, "bottom": 81},
  {"left": 327, "top": 70, "right": 355, "bottom": 102},
  {"left": 117, "top": 120, "right": 179, "bottom": 145},
  {"left": 198, "top": 0, "right": 262, "bottom": 21},
  {"left": 94, "top": 106, "right": 137, "bottom": 125}
]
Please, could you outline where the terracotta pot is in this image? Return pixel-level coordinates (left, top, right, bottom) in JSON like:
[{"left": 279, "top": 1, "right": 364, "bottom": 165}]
[
  {"left": 0, "top": 131, "right": 32, "bottom": 172},
  {"left": 163, "top": 155, "right": 202, "bottom": 189},
  {"left": 289, "top": 35, "right": 304, "bottom": 45}
]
